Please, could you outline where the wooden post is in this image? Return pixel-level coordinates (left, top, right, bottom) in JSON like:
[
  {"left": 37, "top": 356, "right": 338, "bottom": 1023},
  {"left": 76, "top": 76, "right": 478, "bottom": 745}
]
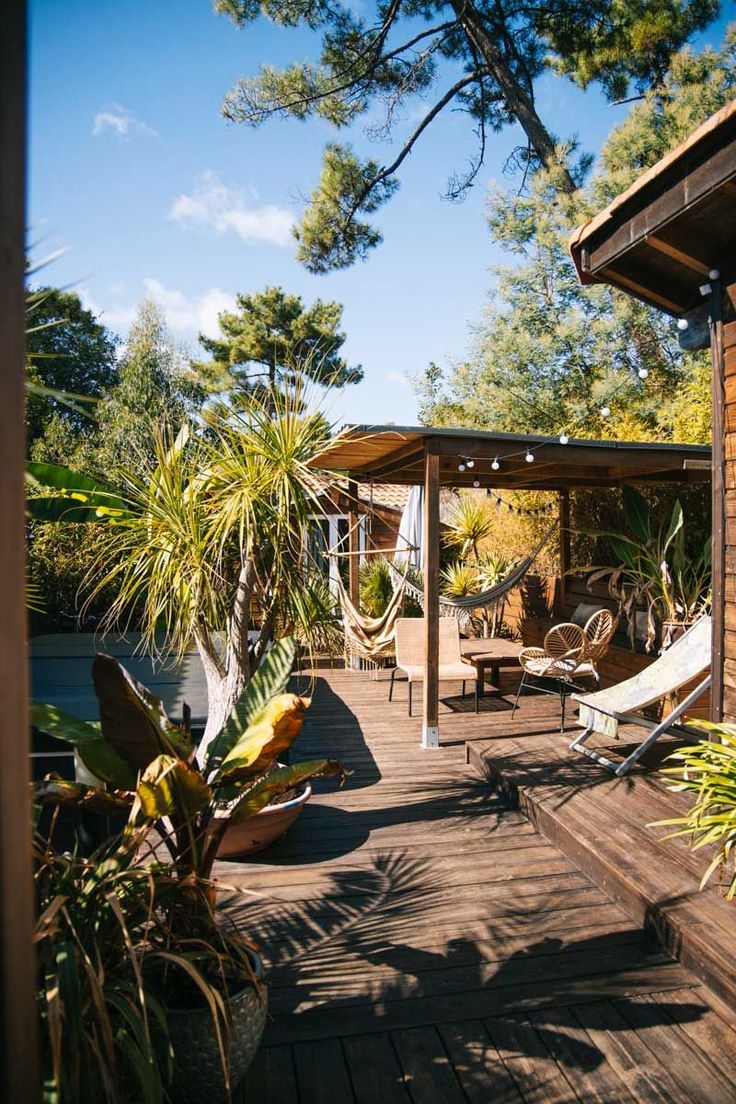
[
  {"left": 559, "top": 490, "right": 571, "bottom": 609},
  {"left": 422, "top": 449, "right": 440, "bottom": 748},
  {"left": 0, "top": 1, "right": 40, "bottom": 1097},
  {"left": 710, "top": 278, "right": 725, "bottom": 722},
  {"left": 347, "top": 479, "right": 361, "bottom": 670}
]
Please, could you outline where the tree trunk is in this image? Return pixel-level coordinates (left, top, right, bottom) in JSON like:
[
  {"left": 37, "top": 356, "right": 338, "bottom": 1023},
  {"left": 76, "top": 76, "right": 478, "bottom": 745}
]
[{"left": 451, "top": 0, "right": 576, "bottom": 193}]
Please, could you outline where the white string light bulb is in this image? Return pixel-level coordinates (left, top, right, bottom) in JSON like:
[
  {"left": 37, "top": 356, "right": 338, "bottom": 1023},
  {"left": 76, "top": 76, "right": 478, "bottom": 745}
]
[
  {"left": 600, "top": 406, "right": 611, "bottom": 418},
  {"left": 491, "top": 457, "right": 500, "bottom": 471},
  {"left": 638, "top": 368, "right": 648, "bottom": 380},
  {"left": 458, "top": 462, "right": 466, "bottom": 472},
  {"left": 472, "top": 477, "right": 480, "bottom": 488},
  {"left": 559, "top": 433, "right": 569, "bottom": 445},
  {"left": 466, "top": 458, "right": 475, "bottom": 469},
  {"left": 525, "top": 450, "right": 534, "bottom": 463},
  {"left": 677, "top": 317, "right": 689, "bottom": 331}
]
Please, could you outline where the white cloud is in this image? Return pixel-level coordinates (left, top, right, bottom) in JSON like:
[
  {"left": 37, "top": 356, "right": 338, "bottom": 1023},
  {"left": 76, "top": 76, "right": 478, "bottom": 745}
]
[
  {"left": 141, "top": 278, "right": 235, "bottom": 338},
  {"left": 169, "top": 171, "right": 295, "bottom": 247},
  {"left": 384, "top": 371, "right": 410, "bottom": 387},
  {"left": 80, "top": 280, "right": 235, "bottom": 340},
  {"left": 92, "top": 103, "right": 158, "bottom": 139}
]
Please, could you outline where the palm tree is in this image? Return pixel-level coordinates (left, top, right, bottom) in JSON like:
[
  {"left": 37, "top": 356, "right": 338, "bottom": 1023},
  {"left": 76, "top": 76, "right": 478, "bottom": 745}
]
[{"left": 75, "top": 389, "right": 341, "bottom": 755}]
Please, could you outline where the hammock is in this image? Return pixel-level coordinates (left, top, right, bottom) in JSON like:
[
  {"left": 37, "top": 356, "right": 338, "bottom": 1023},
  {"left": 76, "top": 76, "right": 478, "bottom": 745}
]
[
  {"left": 389, "top": 524, "right": 556, "bottom": 621},
  {"left": 336, "top": 563, "right": 408, "bottom": 660}
]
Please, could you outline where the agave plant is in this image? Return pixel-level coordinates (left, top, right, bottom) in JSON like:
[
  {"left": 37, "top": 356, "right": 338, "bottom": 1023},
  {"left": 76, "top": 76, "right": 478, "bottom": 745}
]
[
  {"left": 654, "top": 721, "right": 736, "bottom": 899},
  {"left": 32, "top": 638, "right": 344, "bottom": 893},
  {"left": 359, "top": 558, "right": 394, "bottom": 617},
  {"left": 577, "top": 486, "right": 711, "bottom": 652}
]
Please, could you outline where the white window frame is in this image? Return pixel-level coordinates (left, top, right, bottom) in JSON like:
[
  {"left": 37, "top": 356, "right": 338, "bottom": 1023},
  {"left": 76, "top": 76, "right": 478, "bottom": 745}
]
[{"left": 307, "top": 513, "right": 367, "bottom": 595}]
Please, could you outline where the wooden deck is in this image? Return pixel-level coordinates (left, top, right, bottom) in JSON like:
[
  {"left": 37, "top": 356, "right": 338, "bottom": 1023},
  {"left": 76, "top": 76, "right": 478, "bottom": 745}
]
[{"left": 226, "top": 668, "right": 736, "bottom": 1102}]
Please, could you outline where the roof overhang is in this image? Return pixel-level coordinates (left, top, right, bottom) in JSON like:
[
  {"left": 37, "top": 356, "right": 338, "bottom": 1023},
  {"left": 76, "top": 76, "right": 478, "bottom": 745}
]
[
  {"left": 570, "top": 99, "right": 736, "bottom": 316},
  {"left": 312, "top": 425, "right": 711, "bottom": 490}
]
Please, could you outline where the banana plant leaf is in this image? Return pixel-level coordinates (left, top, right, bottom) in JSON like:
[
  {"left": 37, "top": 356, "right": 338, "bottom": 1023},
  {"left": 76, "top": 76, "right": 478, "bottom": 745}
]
[
  {"left": 205, "top": 637, "right": 296, "bottom": 770},
  {"left": 136, "top": 755, "right": 212, "bottom": 821},
  {"left": 93, "top": 655, "right": 193, "bottom": 771},
  {"left": 227, "top": 759, "right": 345, "bottom": 824},
  {"left": 212, "top": 693, "right": 309, "bottom": 785},
  {"left": 26, "top": 461, "right": 129, "bottom": 522},
  {"left": 30, "top": 702, "right": 136, "bottom": 789},
  {"left": 32, "top": 775, "right": 132, "bottom": 816}
]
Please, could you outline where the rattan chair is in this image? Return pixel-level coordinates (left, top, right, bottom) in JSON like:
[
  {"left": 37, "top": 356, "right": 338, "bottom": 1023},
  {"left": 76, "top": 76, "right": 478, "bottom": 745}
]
[
  {"left": 512, "top": 609, "right": 618, "bottom": 731},
  {"left": 389, "top": 617, "right": 479, "bottom": 716}
]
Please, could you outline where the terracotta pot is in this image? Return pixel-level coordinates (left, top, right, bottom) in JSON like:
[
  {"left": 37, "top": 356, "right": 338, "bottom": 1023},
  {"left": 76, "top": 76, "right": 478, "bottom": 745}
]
[
  {"left": 166, "top": 948, "right": 267, "bottom": 1104},
  {"left": 216, "top": 781, "right": 312, "bottom": 859}
]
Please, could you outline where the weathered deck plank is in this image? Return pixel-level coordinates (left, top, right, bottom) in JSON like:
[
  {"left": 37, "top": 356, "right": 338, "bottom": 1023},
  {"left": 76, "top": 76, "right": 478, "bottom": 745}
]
[{"left": 232, "top": 668, "right": 735, "bottom": 1101}]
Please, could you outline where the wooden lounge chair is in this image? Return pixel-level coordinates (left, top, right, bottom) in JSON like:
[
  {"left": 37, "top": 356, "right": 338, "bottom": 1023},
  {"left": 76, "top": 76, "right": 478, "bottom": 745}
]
[
  {"left": 389, "top": 617, "right": 479, "bottom": 716},
  {"left": 570, "top": 614, "right": 712, "bottom": 776}
]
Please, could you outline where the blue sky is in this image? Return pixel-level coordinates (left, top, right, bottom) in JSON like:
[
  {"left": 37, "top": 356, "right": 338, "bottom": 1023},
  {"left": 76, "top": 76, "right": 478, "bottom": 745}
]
[{"left": 29, "top": 1, "right": 732, "bottom": 426}]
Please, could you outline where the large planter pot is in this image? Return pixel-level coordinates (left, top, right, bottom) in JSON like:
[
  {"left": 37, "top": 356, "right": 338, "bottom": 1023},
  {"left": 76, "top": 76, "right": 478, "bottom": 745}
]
[
  {"left": 216, "top": 779, "right": 312, "bottom": 859},
  {"left": 166, "top": 949, "right": 267, "bottom": 1104}
]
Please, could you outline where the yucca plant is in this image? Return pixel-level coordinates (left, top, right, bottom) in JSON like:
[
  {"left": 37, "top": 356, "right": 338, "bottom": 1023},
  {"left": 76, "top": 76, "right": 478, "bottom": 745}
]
[
  {"left": 359, "top": 558, "right": 394, "bottom": 617},
  {"left": 444, "top": 493, "right": 494, "bottom": 562},
  {"left": 27, "top": 387, "right": 343, "bottom": 757},
  {"left": 654, "top": 721, "right": 736, "bottom": 900},
  {"left": 577, "top": 486, "right": 711, "bottom": 652},
  {"left": 478, "top": 551, "right": 513, "bottom": 636}
]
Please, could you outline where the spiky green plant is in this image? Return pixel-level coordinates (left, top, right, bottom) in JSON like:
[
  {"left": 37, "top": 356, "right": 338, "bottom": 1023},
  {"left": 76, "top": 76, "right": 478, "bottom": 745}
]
[
  {"left": 28, "top": 387, "right": 344, "bottom": 756},
  {"left": 441, "top": 561, "right": 479, "bottom": 598},
  {"left": 443, "top": 494, "right": 494, "bottom": 563},
  {"left": 359, "top": 558, "right": 394, "bottom": 616},
  {"left": 477, "top": 551, "right": 513, "bottom": 636},
  {"left": 655, "top": 721, "right": 736, "bottom": 900}
]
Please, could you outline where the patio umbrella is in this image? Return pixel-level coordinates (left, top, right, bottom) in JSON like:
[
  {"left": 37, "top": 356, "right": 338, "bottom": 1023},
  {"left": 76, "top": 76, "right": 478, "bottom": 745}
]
[{"left": 397, "top": 484, "right": 423, "bottom": 568}]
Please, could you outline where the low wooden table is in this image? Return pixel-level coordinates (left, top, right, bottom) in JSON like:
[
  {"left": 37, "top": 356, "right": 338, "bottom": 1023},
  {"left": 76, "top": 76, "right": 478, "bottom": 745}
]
[{"left": 460, "top": 638, "right": 523, "bottom": 697}]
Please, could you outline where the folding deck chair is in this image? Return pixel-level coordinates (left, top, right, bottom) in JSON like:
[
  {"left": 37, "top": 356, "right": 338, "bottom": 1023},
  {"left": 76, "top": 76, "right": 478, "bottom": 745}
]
[{"left": 570, "top": 615, "right": 711, "bottom": 777}]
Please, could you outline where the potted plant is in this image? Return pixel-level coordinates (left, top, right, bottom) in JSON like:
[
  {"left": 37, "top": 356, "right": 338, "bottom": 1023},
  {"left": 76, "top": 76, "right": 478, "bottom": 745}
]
[
  {"left": 32, "top": 637, "right": 344, "bottom": 1101},
  {"left": 576, "top": 486, "right": 711, "bottom": 652}
]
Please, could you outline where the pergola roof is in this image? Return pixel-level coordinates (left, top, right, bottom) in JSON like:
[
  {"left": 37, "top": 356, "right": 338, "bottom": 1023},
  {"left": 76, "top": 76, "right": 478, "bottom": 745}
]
[
  {"left": 313, "top": 425, "right": 710, "bottom": 490},
  {"left": 569, "top": 99, "right": 736, "bottom": 316}
]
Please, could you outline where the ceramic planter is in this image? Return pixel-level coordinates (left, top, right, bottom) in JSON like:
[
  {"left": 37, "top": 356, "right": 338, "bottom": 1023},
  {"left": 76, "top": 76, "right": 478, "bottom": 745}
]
[
  {"left": 166, "top": 949, "right": 267, "bottom": 1104},
  {"left": 216, "top": 779, "right": 312, "bottom": 859}
]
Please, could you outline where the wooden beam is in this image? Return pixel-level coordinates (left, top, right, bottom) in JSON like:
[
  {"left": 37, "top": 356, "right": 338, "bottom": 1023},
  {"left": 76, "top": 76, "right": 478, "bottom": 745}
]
[
  {"left": 711, "top": 279, "right": 726, "bottom": 722},
  {"left": 422, "top": 449, "right": 440, "bottom": 749},
  {"left": 355, "top": 439, "right": 425, "bottom": 481},
  {"left": 645, "top": 234, "right": 711, "bottom": 277},
  {"left": 0, "top": 2, "right": 40, "bottom": 1098},
  {"left": 599, "top": 267, "right": 684, "bottom": 314}
]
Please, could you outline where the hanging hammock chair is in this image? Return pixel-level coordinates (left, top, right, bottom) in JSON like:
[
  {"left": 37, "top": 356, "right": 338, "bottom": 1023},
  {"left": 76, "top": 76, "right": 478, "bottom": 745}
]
[{"left": 335, "top": 559, "right": 409, "bottom": 662}]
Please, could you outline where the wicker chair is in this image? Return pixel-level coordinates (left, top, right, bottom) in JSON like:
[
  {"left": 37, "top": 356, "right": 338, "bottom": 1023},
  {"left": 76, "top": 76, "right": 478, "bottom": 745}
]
[
  {"left": 389, "top": 617, "right": 479, "bottom": 716},
  {"left": 513, "top": 609, "right": 618, "bottom": 731}
]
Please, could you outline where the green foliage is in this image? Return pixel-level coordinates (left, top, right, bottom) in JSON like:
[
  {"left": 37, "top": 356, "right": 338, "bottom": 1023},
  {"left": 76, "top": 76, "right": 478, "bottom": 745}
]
[
  {"left": 444, "top": 495, "right": 495, "bottom": 562},
  {"left": 26, "top": 287, "right": 119, "bottom": 448},
  {"left": 34, "top": 832, "right": 171, "bottom": 1104},
  {"left": 441, "top": 561, "right": 479, "bottom": 598},
  {"left": 293, "top": 144, "right": 399, "bottom": 273},
  {"left": 416, "top": 31, "right": 736, "bottom": 440},
  {"left": 577, "top": 486, "right": 711, "bottom": 650},
  {"left": 655, "top": 721, "right": 736, "bottom": 899},
  {"left": 216, "top": 0, "right": 716, "bottom": 270},
  {"left": 198, "top": 283, "right": 361, "bottom": 394},
  {"left": 359, "top": 558, "right": 394, "bottom": 617}
]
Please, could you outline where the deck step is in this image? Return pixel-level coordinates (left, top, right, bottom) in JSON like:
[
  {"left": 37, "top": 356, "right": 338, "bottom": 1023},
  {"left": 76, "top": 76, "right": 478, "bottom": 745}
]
[{"left": 467, "top": 730, "right": 736, "bottom": 1015}]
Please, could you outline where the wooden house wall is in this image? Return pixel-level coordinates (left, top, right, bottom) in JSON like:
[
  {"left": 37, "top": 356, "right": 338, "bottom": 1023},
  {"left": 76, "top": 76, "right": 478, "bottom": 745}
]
[{"left": 723, "top": 292, "right": 736, "bottom": 720}]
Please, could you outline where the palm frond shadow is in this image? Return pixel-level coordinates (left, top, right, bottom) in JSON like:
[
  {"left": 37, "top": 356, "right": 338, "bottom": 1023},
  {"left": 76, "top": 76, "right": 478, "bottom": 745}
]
[{"left": 224, "top": 848, "right": 704, "bottom": 1081}]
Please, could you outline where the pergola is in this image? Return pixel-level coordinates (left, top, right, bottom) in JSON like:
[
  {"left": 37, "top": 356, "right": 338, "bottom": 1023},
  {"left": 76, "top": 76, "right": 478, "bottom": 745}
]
[{"left": 314, "top": 426, "right": 710, "bottom": 747}]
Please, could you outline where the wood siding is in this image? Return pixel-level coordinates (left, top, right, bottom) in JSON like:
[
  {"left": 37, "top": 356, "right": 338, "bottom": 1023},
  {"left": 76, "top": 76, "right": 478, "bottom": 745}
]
[{"left": 722, "top": 285, "right": 736, "bottom": 720}]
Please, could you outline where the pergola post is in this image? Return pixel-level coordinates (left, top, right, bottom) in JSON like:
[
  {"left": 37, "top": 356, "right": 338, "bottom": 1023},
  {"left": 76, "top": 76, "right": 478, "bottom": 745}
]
[
  {"left": 347, "top": 479, "right": 361, "bottom": 670},
  {"left": 559, "top": 490, "right": 571, "bottom": 609},
  {"left": 422, "top": 447, "right": 440, "bottom": 748},
  {"left": 709, "top": 278, "right": 725, "bottom": 721}
]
